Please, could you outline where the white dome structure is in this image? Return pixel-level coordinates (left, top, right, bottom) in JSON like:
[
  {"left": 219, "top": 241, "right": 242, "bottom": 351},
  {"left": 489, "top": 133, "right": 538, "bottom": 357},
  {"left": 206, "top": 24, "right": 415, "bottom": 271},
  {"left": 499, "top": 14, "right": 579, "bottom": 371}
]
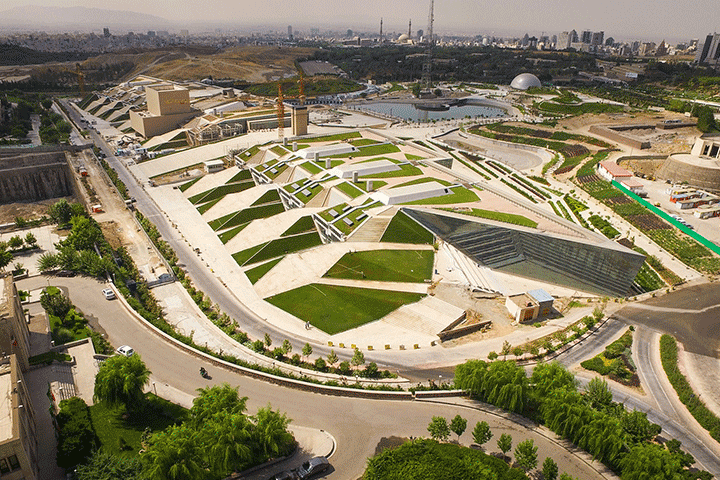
[{"left": 510, "top": 73, "right": 542, "bottom": 90}]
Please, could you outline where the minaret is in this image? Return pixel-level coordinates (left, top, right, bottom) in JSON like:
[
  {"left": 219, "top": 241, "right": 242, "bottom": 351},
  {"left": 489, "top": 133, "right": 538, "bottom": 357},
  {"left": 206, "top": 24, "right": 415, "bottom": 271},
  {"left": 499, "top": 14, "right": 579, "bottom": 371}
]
[
  {"left": 409, "top": 20, "right": 412, "bottom": 38},
  {"left": 380, "top": 18, "right": 383, "bottom": 42}
]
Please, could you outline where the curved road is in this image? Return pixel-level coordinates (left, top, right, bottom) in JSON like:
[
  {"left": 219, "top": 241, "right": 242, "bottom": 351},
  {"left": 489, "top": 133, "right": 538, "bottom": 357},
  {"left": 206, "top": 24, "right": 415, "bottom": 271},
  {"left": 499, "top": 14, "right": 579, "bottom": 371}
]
[
  {"left": 60, "top": 101, "right": 720, "bottom": 477},
  {"left": 23, "top": 275, "right": 607, "bottom": 480}
]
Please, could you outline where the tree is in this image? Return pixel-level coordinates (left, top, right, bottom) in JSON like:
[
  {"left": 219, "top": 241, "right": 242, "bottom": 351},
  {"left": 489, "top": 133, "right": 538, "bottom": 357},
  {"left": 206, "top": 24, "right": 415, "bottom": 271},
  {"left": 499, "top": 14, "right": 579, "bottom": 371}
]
[
  {"left": 38, "top": 252, "right": 59, "bottom": 271},
  {"left": 501, "top": 340, "right": 512, "bottom": 358},
  {"left": 264, "top": 333, "right": 272, "bottom": 348},
  {"left": 314, "top": 357, "right": 326, "bottom": 371},
  {"left": 618, "top": 443, "right": 685, "bottom": 480},
  {"left": 542, "top": 457, "right": 559, "bottom": 480},
  {"left": 252, "top": 405, "right": 294, "bottom": 458},
  {"left": 472, "top": 421, "right": 493, "bottom": 447},
  {"left": 427, "top": 416, "right": 450, "bottom": 442},
  {"left": 351, "top": 347, "right": 365, "bottom": 368},
  {"left": 301, "top": 342, "right": 313, "bottom": 361},
  {"left": 449, "top": 415, "right": 467, "bottom": 441},
  {"left": 24, "top": 231, "right": 37, "bottom": 248},
  {"left": 142, "top": 424, "right": 205, "bottom": 480},
  {"left": 76, "top": 451, "right": 145, "bottom": 480},
  {"left": 49, "top": 199, "right": 73, "bottom": 225},
  {"left": 94, "top": 354, "right": 151, "bottom": 412},
  {"left": 65, "top": 216, "right": 102, "bottom": 251},
  {"left": 411, "top": 83, "right": 422, "bottom": 98},
  {"left": 56, "top": 397, "right": 98, "bottom": 470},
  {"left": 531, "top": 361, "right": 577, "bottom": 399},
  {"left": 41, "top": 286, "right": 72, "bottom": 318},
  {"left": 0, "top": 245, "right": 12, "bottom": 271},
  {"left": 584, "top": 376, "right": 613, "bottom": 410},
  {"left": 497, "top": 433, "right": 512, "bottom": 460},
  {"left": 190, "top": 384, "right": 247, "bottom": 428},
  {"left": 559, "top": 474, "right": 579, "bottom": 480},
  {"left": 514, "top": 439, "right": 538, "bottom": 472},
  {"left": 326, "top": 349, "right": 338, "bottom": 366},
  {"left": 8, "top": 235, "right": 23, "bottom": 250},
  {"left": 621, "top": 409, "right": 661, "bottom": 444},
  {"left": 281, "top": 339, "right": 292, "bottom": 355},
  {"left": 487, "top": 351, "right": 498, "bottom": 361}
]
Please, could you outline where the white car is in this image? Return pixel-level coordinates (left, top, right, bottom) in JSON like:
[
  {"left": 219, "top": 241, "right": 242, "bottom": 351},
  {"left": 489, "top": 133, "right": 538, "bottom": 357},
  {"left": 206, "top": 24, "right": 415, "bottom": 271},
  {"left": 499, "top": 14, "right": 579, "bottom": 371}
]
[
  {"left": 102, "top": 288, "right": 115, "bottom": 300},
  {"left": 116, "top": 345, "right": 134, "bottom": 357}
]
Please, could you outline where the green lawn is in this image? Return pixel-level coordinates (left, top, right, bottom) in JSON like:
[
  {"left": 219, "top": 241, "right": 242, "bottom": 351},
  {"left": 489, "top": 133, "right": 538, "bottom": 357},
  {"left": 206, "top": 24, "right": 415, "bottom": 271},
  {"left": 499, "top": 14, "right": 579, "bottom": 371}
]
[
  {"left": 178, "top": 177, "right": 201, "bottom": 192},
  {"left": 401, "top": 186, "right": 479, "bottom": 206},
  {"left": 218, "top": 222, "right": 250, "bottom": 244},
  {"left": 305, "top": 132, "right": 362, "bottom": 143},
  {"left": 266, "top": 284, "right": 425, "bottom": 334},
  {"left": 380, "top": 211, "right": 434, "bottom": 244},
  {"left": 360, "top": 163, "right": 422, "bottom": 179},
  {"left": 90, "top": 394, "right": 189, "bottom": 457},
  {"left": 227, "top": 169, "right": 252, "bottom": 183},
  {"left": 324, "top": 250, "right": 433, "bottom": 283},
  {"left": 329, "top": 143, "right": 401, "bottom": 158},
  {"left": 210, "top": 203, "right": 285, "bottom": 231},
  {"left": 281, "top": 216, "right": 317, "bottom": 236},
  {"left": 443, "top": 208, "right": 538, "bottom": 228},
  {"left": 396, "top": 177, "right": 452, "bottom": 188},
  {"left": 245, "top": 257, "right": 285, "bottom": 284},
  {"left": 196, "top": 198, "right": 221, "bottom": 214},
  {"left": 233, "top": 232, "right": 322, "bottom": 266},
  {"left": 335, "top": 181, "right": 365, "bottom": 199},
  {"left": 251, "top": 189, "right": 281, "bottom": 206},
  {"left": 188, "top": 181, "right": 254, "bottom": 205},
  {"left": 300, "top": 161, "right": 322, "bottom": 174}
]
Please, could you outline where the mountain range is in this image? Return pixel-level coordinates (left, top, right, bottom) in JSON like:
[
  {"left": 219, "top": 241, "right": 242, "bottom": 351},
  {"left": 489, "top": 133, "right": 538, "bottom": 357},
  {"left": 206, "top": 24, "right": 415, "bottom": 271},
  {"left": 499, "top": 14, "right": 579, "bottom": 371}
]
[{"left": 0, "top": 6, "right": 171, "bottom": 31}]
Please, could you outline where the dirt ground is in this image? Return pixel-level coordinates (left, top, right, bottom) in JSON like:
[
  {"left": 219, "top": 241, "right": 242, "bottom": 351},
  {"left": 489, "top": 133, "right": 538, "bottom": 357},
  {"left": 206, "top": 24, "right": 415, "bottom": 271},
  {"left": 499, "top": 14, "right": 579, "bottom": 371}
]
[{"left": 0, "top": 196, "right": 74, "bottom": 225}]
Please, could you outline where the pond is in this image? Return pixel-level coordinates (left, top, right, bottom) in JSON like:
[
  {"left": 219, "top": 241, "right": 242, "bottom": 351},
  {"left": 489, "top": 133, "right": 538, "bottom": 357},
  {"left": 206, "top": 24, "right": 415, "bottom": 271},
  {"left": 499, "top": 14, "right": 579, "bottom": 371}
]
[{"left": 353, "top": 101, "right": 507, "bottom": 123}]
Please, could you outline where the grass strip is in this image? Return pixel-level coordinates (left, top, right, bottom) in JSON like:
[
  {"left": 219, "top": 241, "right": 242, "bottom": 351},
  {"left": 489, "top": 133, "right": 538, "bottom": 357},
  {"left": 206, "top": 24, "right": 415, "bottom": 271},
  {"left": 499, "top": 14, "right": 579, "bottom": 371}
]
[
  {"left": 659, "top": 335, "right": 720, "bottom": 442},
  {"left": 245, "top": 257, "right": 285, "bottom": 284}
]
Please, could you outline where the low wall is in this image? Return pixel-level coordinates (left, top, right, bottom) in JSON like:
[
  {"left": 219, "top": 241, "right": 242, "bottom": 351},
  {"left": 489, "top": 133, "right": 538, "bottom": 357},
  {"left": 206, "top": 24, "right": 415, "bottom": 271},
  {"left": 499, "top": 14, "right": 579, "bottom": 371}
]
[{"left": 588, "top": 125, "right": 651, "bottom": 150}]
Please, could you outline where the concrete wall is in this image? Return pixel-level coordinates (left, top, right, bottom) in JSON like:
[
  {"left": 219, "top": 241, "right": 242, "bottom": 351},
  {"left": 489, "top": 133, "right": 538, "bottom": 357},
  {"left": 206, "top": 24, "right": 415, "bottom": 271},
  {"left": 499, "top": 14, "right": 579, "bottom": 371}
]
[
  {"left": 588, "top": 125, "right": 651, "bottom": 150},
  {"left": 0, "top": 152, "right": 76, "bottom": 204}
]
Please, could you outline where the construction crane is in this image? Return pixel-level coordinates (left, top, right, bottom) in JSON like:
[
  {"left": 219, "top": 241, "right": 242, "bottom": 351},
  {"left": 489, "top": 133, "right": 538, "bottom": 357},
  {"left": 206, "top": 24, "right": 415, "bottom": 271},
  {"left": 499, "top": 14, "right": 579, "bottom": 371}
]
[
  {"left": 277, "top": 83, "right": 285, "bottom": 140},
  {"left": 76, "top": 63, "right": 85, "bottom": 96},
  {"left": 276, "top": 74, "right": 306, "bottom": 139}
]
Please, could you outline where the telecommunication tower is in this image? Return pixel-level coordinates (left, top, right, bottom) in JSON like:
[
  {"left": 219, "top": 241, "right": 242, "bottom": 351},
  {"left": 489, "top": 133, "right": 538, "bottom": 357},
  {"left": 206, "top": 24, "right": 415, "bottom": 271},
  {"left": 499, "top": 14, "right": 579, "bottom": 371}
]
[{"left": 421, "top": 0, "right": 434, "bottom": 89}]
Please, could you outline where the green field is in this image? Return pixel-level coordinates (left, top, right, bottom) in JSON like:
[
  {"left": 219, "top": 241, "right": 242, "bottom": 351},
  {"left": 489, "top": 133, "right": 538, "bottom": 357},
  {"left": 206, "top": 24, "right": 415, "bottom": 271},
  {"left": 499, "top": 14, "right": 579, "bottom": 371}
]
[
  {"left": 282, "top": 216, "right": 317, "bottom": 236},
  {"left": 335, "top": 181, "right": 365, "bottom": 199},
  {"left": 188, "top": 181, "right": 254, "bottom": 205},
  {"left": 210, "top": 203, "right": 285, "bottom": 231},
  {"left": 218, "top": 223, "right": 250, "bottom": 244},
  {"left": 251, "top": 189, "right": 281, "bottom": 206},
  {"left": 266, "top": 284, "right": 425, "bottom": 334},
  {"left": 444, "top": 208, "right": 538, "bottom": 228},
  {"left": 233, "top": 232, "right": 322, "bottom": 266},
  {"left": 245, "top": 257, "right": 285, "bottom": 284},
  {"left": 90, "top": 395, "right": 188, "bottom": 457},
  {"left": 401, "top": 186, "right": 479, "bottom": 206},
  {"left": 324, "top": 250, "right": 433, "bottom": 283},
  {"left": 380, "top": 211, "right": 434, "bottom": 244}
]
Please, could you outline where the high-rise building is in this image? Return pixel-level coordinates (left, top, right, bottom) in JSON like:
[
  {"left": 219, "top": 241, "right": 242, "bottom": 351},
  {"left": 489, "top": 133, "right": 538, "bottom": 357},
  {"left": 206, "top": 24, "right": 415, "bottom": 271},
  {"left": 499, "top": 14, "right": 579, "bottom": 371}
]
[
  {"left": 695, "top": 33, "right": 720, "bottom": 64},
  {"left": 569, "top": 30, "right": 579, "bottom": 43},
  {"left": 581, "top": 30, "right": 592, "bottom": 44},
  {"left": 103, "top": 27, "right": 110, "bottom": 37},
  {"left": 558, "top": 31, "right": 571, "bottom": 50},
  {"left": 287, "top": 25, "right": 293, "bottom": 41},
  {"left": 591, "top": 31, "right": 604, "bottom": 46}
]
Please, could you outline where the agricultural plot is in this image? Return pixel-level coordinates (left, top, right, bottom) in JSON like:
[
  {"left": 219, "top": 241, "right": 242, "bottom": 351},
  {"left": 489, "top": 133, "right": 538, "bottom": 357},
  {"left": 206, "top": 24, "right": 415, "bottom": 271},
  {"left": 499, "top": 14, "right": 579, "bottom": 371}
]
[
  {"left": 265, "top": 284, "right": 425, "bottom": 334},
  {"left": 324, "top": 250, "right": 434, "bottom": 283}
]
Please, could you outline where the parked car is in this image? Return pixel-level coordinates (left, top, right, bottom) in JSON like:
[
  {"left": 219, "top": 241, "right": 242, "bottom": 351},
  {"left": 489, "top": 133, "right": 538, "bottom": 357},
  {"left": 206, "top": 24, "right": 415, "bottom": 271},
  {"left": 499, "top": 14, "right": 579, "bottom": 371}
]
[
  {"left": 116, "top": 345, "right": 134, "bottom": 357},
  {"left": 102, "top": 288, "right": 115, "bottom": 300},
  {"left": 56, "top": 269, "right": 76, "bottom": 277},
  {"left": 295, "top": 457, "right": 330, "bottom": 479}
]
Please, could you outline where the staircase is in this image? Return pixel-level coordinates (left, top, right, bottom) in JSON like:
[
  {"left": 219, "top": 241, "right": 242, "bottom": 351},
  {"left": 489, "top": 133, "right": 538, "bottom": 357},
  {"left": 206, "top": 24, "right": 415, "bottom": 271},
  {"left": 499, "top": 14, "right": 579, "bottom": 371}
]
[{"left": 348, "top": 215, "right": 393, "bottom": 243}]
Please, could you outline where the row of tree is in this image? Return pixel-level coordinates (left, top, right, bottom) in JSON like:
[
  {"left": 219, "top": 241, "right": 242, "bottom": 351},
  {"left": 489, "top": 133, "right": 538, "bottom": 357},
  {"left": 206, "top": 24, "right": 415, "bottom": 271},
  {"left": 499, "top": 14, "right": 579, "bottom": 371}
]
[
  {"left": 426, "top": 415, "right": 571, "bottom": 479},
  {"left": 454, "top": 360, "right": 711, "bottom": 479}
]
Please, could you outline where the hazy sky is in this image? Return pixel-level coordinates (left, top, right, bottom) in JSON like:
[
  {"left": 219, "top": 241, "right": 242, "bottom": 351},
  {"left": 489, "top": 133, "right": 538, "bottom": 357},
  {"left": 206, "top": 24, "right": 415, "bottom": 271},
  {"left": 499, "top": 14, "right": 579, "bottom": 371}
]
[{"left": 3, "top": 0, "right": 720, "bottom": 42}]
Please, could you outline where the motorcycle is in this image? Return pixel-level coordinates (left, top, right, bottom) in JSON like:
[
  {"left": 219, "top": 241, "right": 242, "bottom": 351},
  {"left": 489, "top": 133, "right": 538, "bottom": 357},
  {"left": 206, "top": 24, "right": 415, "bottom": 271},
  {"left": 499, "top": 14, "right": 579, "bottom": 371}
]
[{"left": 200, "top": 367, "right": 210, "bottom": 379}]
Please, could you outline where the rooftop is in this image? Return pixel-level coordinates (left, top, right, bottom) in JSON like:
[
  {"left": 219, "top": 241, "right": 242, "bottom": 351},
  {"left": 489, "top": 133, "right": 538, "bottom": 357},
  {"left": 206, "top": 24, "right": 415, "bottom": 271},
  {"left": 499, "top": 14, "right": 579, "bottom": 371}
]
[{"left": 599, "top": 160, "right": 633, "bottom": 178}]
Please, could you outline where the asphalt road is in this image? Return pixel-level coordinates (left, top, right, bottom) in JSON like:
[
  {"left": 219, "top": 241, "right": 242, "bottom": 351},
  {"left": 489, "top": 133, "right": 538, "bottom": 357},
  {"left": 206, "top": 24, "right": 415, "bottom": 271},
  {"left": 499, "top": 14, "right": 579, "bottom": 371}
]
[
  {"left": 615, "top": 283, "right": 720, "bottom": 357},
  {"left": 22, "top": 275, "right": 607, "bottom": 480}
]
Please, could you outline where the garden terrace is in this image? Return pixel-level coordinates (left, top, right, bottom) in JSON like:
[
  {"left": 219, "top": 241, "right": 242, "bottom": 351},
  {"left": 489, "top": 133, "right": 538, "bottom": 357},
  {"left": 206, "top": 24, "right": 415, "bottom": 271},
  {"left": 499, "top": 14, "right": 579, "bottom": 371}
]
[
  {"left": 323, "top": 250, "right": 434, "bottom": 283},
  {"left": 232, "top": 230, "right": 323, "bottom": 267},
  {"left": 265, "top": 284, "right": 426, "bottom": 335}
]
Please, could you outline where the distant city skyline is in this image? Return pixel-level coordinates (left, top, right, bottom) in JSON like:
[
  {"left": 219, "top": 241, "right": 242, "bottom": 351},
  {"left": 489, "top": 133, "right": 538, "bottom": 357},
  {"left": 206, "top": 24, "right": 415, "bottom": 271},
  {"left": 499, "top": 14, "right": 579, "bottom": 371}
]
[{"left": 0, "top": 0, "right": 718, "bottom": 43}]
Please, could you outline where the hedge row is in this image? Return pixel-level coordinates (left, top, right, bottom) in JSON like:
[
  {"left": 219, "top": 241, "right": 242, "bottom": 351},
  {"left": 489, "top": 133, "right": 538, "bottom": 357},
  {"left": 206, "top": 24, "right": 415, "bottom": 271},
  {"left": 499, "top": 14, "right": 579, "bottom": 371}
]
[{"left": 659, "top": 335, "right": 720, "bottom": 442}]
